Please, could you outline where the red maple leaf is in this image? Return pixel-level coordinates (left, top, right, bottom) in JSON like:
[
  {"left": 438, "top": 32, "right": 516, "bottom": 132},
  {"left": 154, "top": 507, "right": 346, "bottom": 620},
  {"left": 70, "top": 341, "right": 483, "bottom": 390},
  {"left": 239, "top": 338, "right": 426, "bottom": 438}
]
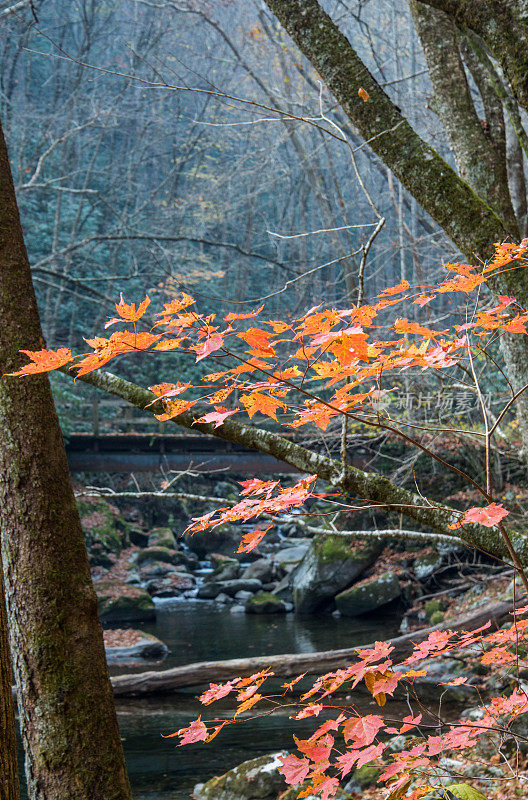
[
  {"left": 164, "top": 718, "right": 208, "bottom": 745},
  {"left": 462, "top": 502, "right": 509, "bottom": 527},
  {"left": 278, "top": 754, "right": 310, "bottom": 786}
]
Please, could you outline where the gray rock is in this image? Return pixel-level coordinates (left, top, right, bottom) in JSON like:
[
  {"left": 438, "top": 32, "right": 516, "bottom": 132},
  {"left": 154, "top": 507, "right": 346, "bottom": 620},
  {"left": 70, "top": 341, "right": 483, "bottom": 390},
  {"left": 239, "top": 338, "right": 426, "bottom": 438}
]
[
  {"left": 291, "top": 536, "right": 382, "bottom": 613},
  {"left": 242, "top": 558, "right": 276, "bottom": 584},
  {"left": 335, "top": 571, "right": 401, "bottom": 616},
  {"left": 197, "top": 582, "right": 222, "bottom": 599},
  {"left": 219, "top": 579, "right": 263, "bottom": 597},
  {"left": 135, "top": 547, "right": 179, "bottom": 567},
  {"left": 105, "top": 632, "right": 169, "bottom": 663},
  {"left": 272, "top": 574, "right": 293, "bottom": 603},
  {"left": 272, "top": 542, "right": 310, "bottom": 573},
  {"left": 139, "top": 562, "right": 177, "bottom": 579},
  {"left": 413, "top": 552, "right": 442, "bottom": 580},
  {"left": 206, "top": 560, "right": 240, "bottom": 583},
  {"left": 245, "top": 592, "right": 287, "bottom": 614},
  {"left": 215, "top": 593, "right": 231, "bottom": 604},
  {"left": 235, "top": 590, "right": 253, "bottom": 602},
  {"left": 146, "top": 573, "right": 195, "bottom": 597},
  {"left": 193, "top": 751, "right": 288, "bottom": 800},
  {"left": 197, "top": 578, "right": 262, "bottom": 599},
  {"left": 230, "top": 604, "right": 245, "bottom": 614}
]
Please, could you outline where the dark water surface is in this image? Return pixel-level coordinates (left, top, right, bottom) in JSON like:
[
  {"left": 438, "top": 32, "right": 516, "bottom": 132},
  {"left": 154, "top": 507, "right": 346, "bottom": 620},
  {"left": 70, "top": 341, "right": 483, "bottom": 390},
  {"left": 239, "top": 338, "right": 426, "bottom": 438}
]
[{"left": 18, "top": 601, "right": 401, "bottom": 799}]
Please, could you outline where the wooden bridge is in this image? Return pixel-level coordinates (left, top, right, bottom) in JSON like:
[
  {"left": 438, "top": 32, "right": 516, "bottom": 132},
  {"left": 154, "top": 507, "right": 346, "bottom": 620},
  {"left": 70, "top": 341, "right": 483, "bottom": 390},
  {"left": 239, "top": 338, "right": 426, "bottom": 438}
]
[{"left": 64, "top": 397, "right": 298, "bottom": 474}]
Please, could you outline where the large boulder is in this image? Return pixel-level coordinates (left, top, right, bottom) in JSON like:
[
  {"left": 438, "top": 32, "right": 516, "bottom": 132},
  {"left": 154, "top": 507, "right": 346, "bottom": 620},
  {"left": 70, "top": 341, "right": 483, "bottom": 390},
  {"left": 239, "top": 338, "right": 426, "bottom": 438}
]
[
  {"left": 148, "top": 527, "right": 177, "bottom": 549},
  {"left": 242, "top": 559, "right": 278, "bottom": 584},
  {"left": 291, "top": 535, "right": 382, "bottom": 613},
  {"left": 335, "top": 571, "right": 401, "bottom": 617},
  {"left": 145, "top": 572, "right": 195, "bottom": 598},
  {"left": 135, "top": 546, "right": 180, "bottom": 566},
  {"left": 77, "top": 496, "right": 130, "bottom": 566},
  {"left": 197, "top": 578, "right": 262, "bottom": 599},
  {"left": 245, "top": 592, "right": 288, "bottom": 614},
  {"left": 184, "top": 523, "right": 244, "bottom": 560},
  {"left": 272, "top": 542, "right": 310, "bottom": 573},
  {"left": 193, "top": 752, "right": 288, "bottom": 800},
  {"left": 96, "top": 582, "right": 155, "bottom": 623}
]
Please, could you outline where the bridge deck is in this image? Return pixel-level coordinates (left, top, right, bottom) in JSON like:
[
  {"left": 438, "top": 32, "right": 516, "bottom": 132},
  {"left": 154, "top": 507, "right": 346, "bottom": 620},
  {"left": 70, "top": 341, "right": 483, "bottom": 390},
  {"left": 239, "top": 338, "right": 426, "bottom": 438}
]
[{"left": 65, "top": 432, "right": 299, "bottom": 474}]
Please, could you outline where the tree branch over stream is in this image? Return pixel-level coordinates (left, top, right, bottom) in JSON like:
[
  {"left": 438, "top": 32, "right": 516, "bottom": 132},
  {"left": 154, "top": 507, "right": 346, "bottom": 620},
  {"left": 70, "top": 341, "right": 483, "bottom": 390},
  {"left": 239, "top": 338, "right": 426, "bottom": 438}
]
[{"left": 61, "top": 366, "right": 528, "bottom": 565}]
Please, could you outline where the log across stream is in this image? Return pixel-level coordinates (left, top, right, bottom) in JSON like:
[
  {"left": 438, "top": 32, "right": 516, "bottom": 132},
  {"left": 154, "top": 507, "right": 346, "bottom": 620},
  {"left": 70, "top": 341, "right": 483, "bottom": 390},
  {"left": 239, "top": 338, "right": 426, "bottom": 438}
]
[{"left": 111, "top": 598, "right": 515, "bottom": 697}]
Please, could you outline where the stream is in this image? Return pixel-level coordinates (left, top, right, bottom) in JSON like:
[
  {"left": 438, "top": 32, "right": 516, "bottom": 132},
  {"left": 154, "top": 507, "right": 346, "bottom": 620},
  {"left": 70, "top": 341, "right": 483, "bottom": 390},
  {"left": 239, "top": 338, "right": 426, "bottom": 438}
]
[{"left": 17, "top": 600, "right": 401, "bottom": 798}]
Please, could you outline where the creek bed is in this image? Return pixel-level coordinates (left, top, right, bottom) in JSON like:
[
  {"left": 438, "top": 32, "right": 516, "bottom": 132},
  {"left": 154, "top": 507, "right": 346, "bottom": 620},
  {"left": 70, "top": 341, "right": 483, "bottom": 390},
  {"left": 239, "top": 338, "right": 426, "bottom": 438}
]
[{"left": 18, "top": 600, "right": 402, "bottom": 799}]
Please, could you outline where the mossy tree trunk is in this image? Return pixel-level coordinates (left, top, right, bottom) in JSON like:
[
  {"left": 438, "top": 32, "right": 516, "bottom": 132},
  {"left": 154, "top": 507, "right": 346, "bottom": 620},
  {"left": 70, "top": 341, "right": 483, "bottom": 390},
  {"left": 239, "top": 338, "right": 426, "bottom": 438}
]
[
  {"left": 0, "top": 561, "right": 19, "bottom": 800},
  {"left": 0, "top": 121, "right": 132, "bottom": 799}
]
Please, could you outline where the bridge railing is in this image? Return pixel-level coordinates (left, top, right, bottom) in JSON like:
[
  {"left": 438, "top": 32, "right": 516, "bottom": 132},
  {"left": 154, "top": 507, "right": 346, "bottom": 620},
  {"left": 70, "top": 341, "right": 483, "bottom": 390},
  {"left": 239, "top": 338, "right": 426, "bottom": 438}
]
[{"left": 66, "top": 397, "right": 168, "bottom": 436}]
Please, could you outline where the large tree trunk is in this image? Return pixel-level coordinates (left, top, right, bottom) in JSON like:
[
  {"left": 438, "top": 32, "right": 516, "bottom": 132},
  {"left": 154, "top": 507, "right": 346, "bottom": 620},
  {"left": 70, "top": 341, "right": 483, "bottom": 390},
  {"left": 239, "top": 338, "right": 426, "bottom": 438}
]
[
  {"left": 0, "top": 121, "right": 132, "bottom": 799},
  {"left": 0, "top": 562, "right": 19, "bottom": 800}
]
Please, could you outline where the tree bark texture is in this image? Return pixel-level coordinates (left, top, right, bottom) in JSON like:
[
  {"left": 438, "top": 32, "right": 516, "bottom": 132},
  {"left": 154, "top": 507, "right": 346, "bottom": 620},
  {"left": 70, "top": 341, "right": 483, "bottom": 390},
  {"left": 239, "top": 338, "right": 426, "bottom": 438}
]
[
  {"left": 0, "top": 562, "right": 19, "bottom": 800},
  {"left": 0, "top": 121, "right": 131, "bottom": 800},
  {"left": 410, "top": 0, "right": 516, "bottom": 229},
  {"left": 418, "top": 0, "right": 528, "bottom": 111}
]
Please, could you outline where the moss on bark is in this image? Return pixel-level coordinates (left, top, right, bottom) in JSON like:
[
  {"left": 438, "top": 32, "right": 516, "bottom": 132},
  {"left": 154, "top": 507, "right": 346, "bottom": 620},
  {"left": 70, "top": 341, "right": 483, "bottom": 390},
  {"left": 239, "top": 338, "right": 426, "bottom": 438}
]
[{"left": 0, "top": 120, "right": 132, "bottom": 800}]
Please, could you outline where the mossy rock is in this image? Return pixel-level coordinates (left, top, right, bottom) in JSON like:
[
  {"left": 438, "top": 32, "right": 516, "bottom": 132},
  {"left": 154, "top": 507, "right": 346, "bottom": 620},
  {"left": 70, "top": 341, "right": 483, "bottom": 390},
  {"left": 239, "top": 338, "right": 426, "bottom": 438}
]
[
  {"left": 96, "top": 583, "right": 155, "bottom": 623},
  {"left": 345, "top": 764, "right": 381, "bottom": 791},
  {"left": 429, "top": 610, "right": 444, "bottom": 625},
  {"left": 77, "top": 496, "right": 129, "bottom": 557},
  {"left": 194, "top": 751, "right": 288, "bottom": 800},
  {"left": 245, "top": 592, "right": 287, "bottom": 614},
  {"left": 291, "top": 535, "right": 383, "bottom": 613},
  {"left": 135, "top": 546, "right": 178, "bottom": 566},
  {"left": 335, "top": 571, "right": 401, "bottom": 617},
  {"left": 425, "top": 599, "right": 444, "bottom": 619},
  {"left": 148, "top": 527, "right": 177, "bottom": 549},
  {"left": 413, "top": 552, "right": 442, "bottom": 580}
]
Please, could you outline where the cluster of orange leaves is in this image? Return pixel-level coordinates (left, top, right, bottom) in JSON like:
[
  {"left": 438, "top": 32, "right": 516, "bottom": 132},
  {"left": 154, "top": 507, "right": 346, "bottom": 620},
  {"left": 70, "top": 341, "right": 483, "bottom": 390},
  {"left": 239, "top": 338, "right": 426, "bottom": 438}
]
[
  {"left": 167, "top": 609, "right": 528, "bottom": 800},
  {"left": 9, "top": 240, "right": 528, "bottom": 797}
]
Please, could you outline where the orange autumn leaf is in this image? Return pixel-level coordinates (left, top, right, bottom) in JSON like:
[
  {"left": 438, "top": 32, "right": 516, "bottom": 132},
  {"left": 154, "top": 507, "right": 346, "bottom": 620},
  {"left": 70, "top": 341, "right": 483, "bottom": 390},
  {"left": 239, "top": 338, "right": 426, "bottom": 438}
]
[
  {"left": 234, "top": 692, "right": 262, "bottom": 717},
  {"left": 75, "top": 331, "right": 161, "bottom": 376},
  {"left": 240, "top": 391, "right": 286, "bottom": 420},
  {"left": 358, "top": 87, "right": 370, "bottom": 102},
  {"left": 195, "top": 332, "right": 224, "bottom": 361},
  {"left": 237, "top": 525, "right": 272, "bottom": 553},
  {"left": 237, "top": 327, "right": 276, "bottom": 355},
  {"left": 164, "top": 718, "right": 208, "bottom": 745},
  {"left": 224, "top": 305, "right": 264, "bottom": 321},
  {"left": 156, "top": 293, "right": 195, "bottom": 317},
  {"left": 6, "top": 348, "right": 73, "bottom": 376},
  {"left": 106, "top": 293, "right": 150, "bottom": 326},
  {"left": 394, "top": 318, "right": 442, "bottom": 338},
  {"left": 376, "top": 280, "right": 410, "bottom": 297}
]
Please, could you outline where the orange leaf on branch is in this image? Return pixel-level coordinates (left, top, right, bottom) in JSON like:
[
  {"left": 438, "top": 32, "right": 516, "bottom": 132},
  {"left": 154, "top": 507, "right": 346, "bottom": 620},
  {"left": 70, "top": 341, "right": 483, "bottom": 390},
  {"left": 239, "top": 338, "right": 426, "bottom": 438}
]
[{"left": 6, "top": 348, "right": 73, "bottom": 376}]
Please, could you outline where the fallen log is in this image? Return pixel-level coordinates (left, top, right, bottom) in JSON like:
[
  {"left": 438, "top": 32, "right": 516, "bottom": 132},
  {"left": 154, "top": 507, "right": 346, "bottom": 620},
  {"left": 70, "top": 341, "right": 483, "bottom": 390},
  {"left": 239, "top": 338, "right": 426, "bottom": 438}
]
[{"left": 110, "top": 597, "right": 519, "bottom": 697}]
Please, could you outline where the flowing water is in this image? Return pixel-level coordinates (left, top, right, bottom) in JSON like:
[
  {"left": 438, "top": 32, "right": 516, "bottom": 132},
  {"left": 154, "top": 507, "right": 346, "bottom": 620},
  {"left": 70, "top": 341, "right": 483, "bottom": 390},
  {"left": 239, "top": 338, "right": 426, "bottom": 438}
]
[{"left": 17, "top": 600, "right": 401, "bottom": 799}]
